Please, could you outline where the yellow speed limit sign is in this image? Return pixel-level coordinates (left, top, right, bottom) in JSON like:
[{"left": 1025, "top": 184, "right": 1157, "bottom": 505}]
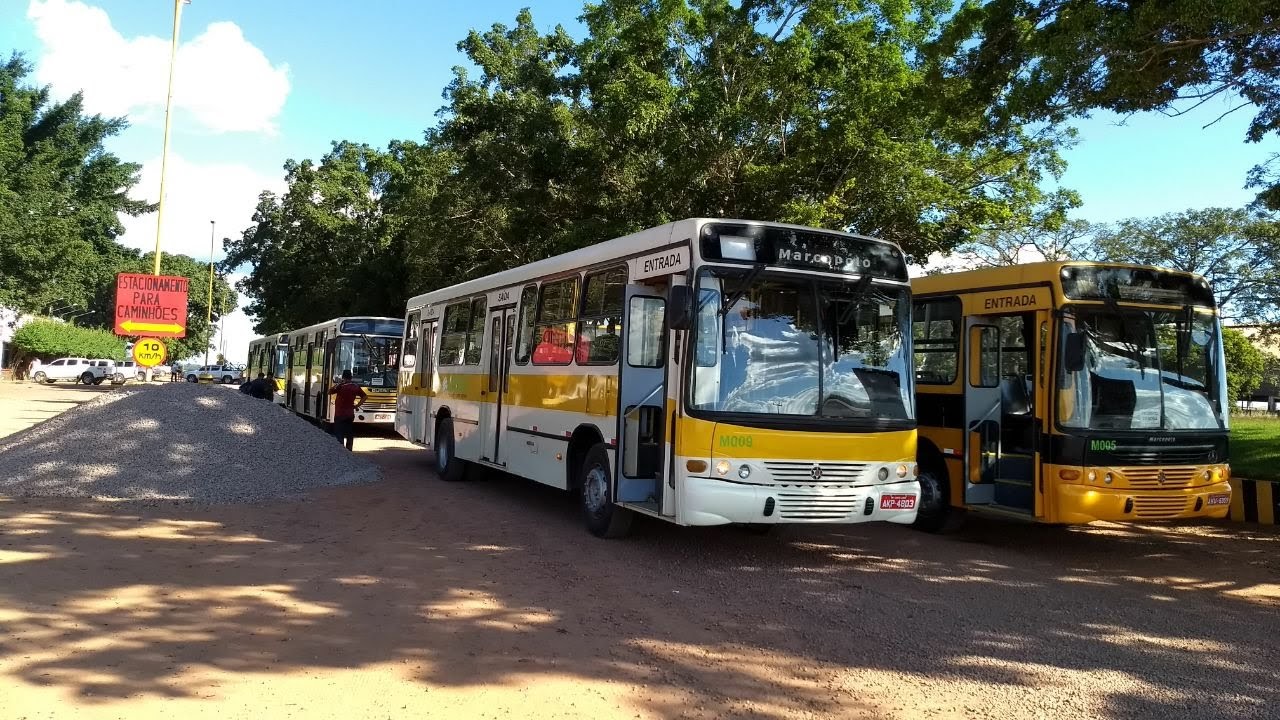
[{"left": 132, "top": 338, "right": 168, "bottom": 367}]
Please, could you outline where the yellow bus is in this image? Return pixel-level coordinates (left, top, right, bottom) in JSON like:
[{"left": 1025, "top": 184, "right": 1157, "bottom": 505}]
[
  {"left": 246, "top": 333, "right": 290, "bottom": 404},
  {"left": 396, "top": 218, "right": 921, "bottom": 537},
  {"left": 911, "top": 262, "right": 1231, "bottom": 530}
]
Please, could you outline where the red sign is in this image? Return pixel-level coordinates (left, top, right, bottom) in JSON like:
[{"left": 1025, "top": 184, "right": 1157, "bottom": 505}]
[{"left": 114, "top": 273, "right": 190, "bottom": 338}]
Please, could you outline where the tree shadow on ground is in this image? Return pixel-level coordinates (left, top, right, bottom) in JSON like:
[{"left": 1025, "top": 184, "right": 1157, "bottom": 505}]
[{"left": 0, "top": 445, "right": 1277, "bottom": 719}]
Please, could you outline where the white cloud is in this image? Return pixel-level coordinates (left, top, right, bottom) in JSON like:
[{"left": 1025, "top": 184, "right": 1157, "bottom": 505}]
[
  {"left": 118, "top": 152, "right": 283, "bottom": 262},
  {"left": 27, "top": 0, "right": 290, "bottom": 134}
]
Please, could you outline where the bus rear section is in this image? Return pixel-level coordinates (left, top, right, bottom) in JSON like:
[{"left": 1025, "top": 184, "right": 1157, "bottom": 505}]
[{"left": 911, "top": 263, "right": 1231, "bottom": 529}]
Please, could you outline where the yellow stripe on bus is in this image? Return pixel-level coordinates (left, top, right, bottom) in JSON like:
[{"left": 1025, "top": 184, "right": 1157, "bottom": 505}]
[{"left": 402, "top": 372, "right": 618, "bottom": 416}]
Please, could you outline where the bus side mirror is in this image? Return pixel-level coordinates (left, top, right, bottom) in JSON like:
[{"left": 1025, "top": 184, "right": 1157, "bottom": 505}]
[
  {"left": 667, "top": 285, "right": 693, "bottom": 330},
  {"left": 1064, "top": 332, "right": 1086, "bottom": 372}
]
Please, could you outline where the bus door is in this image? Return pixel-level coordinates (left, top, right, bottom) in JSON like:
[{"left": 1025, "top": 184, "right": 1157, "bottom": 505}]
[
  {"left": 320, "top": 338, "right": 337, "bottom": 422},
  {"left": 616, "top": 285, "right": 668, "bottom": 508},
  {"left": 479, "top": 308, "right": 515, "bottom": 464},
  {"left": 303, "top": 341, "right": 315, "bottom": 415},
  {"left": 416, "top": 319, "right": 437, "bottom": 445},
  {"left": 964, "top": 313, "right": 1038, "bottom": 513}
]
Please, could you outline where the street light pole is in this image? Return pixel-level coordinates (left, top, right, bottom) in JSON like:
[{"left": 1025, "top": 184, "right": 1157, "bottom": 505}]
[
  {"left": 151, "top": 0, "right": 187, "bottom": 276},
  {"left": 205, "top": 219, "right": 215, "bottom": 367}
]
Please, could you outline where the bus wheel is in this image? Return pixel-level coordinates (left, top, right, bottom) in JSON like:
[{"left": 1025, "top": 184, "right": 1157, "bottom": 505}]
[
  {"left": 913, "top": 467, "right": 963, "bottom": 533},
  {"left": 579, "top": 443, "right": 633, "bottom": 538},
  {"left": 434, "top": 418, "right": 467, "bottom": 482}
]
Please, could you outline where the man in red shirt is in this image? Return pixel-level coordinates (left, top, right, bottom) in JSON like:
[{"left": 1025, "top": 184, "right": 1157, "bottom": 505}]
[{"left": 328, "top": 369, "right": 367, "bottom": 450}]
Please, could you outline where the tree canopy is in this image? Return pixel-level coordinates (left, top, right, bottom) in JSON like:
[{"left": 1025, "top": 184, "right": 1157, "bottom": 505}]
[
  {"left": 0, "top": 54, "right": 149, "bottom": 316},
  {"left": 929, "top": 0, "right": 1280, "bottom": 207},
  {"left": 229, "top": 0, "right": 1074, "bottom": 333},
  {"left": 0, "top": 53, "right": 235, "bottom": 359}
]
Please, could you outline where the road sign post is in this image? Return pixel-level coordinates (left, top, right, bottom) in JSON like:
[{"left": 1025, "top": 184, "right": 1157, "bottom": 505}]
[{"left": 114, "top": 273, "right": 190, "bottom": 339}]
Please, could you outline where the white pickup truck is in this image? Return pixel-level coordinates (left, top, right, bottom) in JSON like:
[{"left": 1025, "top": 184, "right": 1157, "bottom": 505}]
[{"left": 31, "top": 358, "right": 114, "bottom": 385}]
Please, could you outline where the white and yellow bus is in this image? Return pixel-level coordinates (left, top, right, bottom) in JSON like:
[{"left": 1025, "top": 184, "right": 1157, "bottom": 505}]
[
  {"left": 246, "top": 333, "right": 290, "bottom": 404},
  {"left": 396, "top": 218, "right": 921, "bottom": 537},
  {"left": 282, "top": 316, "right": 404, "bottom": 426}
]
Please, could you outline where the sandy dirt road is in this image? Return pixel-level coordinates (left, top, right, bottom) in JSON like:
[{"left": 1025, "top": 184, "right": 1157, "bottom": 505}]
[{"left": 1, "top": 423, "right": 1278, "bottom": 719}]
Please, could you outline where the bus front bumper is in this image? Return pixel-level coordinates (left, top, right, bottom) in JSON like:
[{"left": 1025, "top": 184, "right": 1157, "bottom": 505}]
[
  {"left": 680, "top": 476, "right": 920, "bottom": 526},
  {"left": 1055, "top": 481, "right": 1232, "bottom": 524}
]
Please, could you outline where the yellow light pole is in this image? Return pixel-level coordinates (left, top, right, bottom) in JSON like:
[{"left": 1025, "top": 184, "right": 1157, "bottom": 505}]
[
  {"left": 205, "top": 219, "right": 215, "bottom": 367},
  {"left": 152, "top": 0, "right": 187, "bottom": 276}
]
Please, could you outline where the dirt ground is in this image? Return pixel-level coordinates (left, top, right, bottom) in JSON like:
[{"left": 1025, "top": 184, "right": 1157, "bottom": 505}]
[
  {"left": 0, "top": 379, "right": 118, "bottom": 439},
  {"left": 1, "top": 384, "right": 1278, "bottom": 719}
]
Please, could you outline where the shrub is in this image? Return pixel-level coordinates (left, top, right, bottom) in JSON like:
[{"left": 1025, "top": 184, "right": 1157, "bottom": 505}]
[{"left": 11, "top": 318, "right": 126, "bottom": 360}]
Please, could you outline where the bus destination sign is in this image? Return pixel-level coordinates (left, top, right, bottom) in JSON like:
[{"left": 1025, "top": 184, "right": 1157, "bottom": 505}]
[{"left": 700, "top": 223, "right": 908, "bottom": 281}]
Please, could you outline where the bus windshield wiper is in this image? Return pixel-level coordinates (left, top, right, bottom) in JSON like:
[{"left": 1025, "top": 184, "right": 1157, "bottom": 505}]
[
  {"left": 1102, "top": 292, "right": 1146, "bottom": 378},
  {"left": 719, "top": 264, "right": 766, "bottom": 317}
]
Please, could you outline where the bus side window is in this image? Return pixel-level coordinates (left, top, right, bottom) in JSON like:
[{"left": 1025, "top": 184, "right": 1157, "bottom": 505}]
[
  {"left": 440, "top": 302, "right": 470, "bottom": 365},
  {"left": 532, "top": 276, "right": 578, "bottom": 366},
  {"left": 403, "top": 311, "right": 420, "bottom": 370},
  {"left": 515, "top": 285, "right": 538, "bottom": 365},
  {"left": 465, "top": 297, "right": 486, "bottom": 365},
  {"left": 912, "top": 297, "right": 960, "bottom": 384},
  {"left": 578, "top": 266, "right": 627, "bottom": 365}
]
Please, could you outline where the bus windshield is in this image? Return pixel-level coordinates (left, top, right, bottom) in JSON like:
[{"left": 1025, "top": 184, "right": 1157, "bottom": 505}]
[
  {"left": 1058, "top": 306, "right": 1226, "bottom": 431},
  {"left": 335, "top": 335, "right": 402, "bottom": 390},
  {"left": 691, "top": 268, "right": 913, "bottom": 425}
]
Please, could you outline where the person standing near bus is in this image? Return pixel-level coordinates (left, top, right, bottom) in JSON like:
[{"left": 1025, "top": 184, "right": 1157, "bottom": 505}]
[{"left": 328, "top": 369, "right": 366, "bottom": 450}]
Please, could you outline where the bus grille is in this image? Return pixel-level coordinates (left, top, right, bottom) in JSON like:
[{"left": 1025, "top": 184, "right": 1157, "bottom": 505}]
[
  {"left": 775, "top": 491, "right": 862, "bottom": 521},
  {"left": 1121, "top": 467, "right": 1198, "bottom": 489},
  {"left": 1110, "top": 445, "right": 1217, "bottom": 465},
  {"left": 360, "top": 401, "right": 396, "bottom": 412},
  {"left": 1133, "top": 496, "right": 1190, "bottom": 519},
  {"left": 764, "top": 461, "right": 869, "bottom": 485}
]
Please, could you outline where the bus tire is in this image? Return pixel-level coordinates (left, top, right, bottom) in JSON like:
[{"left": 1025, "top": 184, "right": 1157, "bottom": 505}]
[
  {"left": 913, "top": 465, "right": 963, "bottom": 533},
  {"left": 579, "top": 443, "right": 633, "bottom": 538},
  {"left": 434, "top": 418, "right": 467, "bottom": 482}
]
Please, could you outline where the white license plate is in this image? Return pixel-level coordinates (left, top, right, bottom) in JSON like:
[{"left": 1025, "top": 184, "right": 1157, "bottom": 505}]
[
  {"left": 374, "top": 414, "right": 390, "bottom": 421},
  {"left": 880, "top": 494, "right": 917, "bottom": 510},
  {"left": 1207, "top": 493, "right": 1230, "bottom": 506}
]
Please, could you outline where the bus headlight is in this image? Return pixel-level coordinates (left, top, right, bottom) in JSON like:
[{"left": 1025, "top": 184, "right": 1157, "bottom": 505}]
[
  {"left": 1104, "top": 473, "right": 1113, "bottom": 484},
  {"left": 1086, "top": 470, "right": 1097, "bottom": 483},
  {"left": 715, "top": 460, "right": 732, "bottom": 477},
  {"left": 877, "top": 467, "right": 890, "bottom": 481},
  {"left": 738, "top": 464, "right": 751, "bottom": 479},
  {"left": 1204, "top": 469, "right": 1213, "bottom": 482},
  {"left": 896, "top": 464, "right": 909, "bottom": 478}
]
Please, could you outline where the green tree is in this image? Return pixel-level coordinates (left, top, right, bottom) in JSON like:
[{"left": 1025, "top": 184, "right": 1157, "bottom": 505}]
[
  {"left": 1222, "top": 327, "right": 1266, "bottom": 403},
  {"left": 1087, "top": 207, "right": 1280, "bottom": 323},
  {"left": 223, "top": 142, "right": 409, "bottom": 334},
  {"left": 926, "top": 1, "right": 1280, "bottom": 206},
  {"left": 0, "top": 54, "right": 150, "bottom": 314},
  {"left": 231, "top": 2, "right": 1076, "bottom": 327}
]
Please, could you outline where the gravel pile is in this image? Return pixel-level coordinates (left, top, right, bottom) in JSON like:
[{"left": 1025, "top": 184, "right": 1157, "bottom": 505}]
[{"left": 0, "top": 383, "right": 380, "bottom": 502}]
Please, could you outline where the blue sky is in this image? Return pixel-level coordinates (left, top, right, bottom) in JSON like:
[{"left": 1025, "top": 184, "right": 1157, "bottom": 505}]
[{"left": 3, "top": 0, "right": 1275, "bottom": 358}]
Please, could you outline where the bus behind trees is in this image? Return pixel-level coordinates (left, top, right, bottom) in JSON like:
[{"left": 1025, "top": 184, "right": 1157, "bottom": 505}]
[
  {"left": 396, "top": 219, "right": 921, "bottom": 537},
  {"left": 278, "top": 317, "right": 404, "bottom": 426},
  {"left": 246, "top": 333, "right": 290, "bottom": 404},
  {"left": 911, "top": 262, "right": 1232, "bottom": 530}
]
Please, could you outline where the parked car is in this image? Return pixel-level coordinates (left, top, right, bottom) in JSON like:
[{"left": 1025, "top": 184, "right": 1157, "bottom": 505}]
[
  {"left": 189, "top": 364, "right": 243, "bottom": 384},
  {"left": 87, "top": 359, "right": 116, "bottom": 384},
  {"left": 111, "top": 361, "right": 169, "bottom": 384},
  {"left": 32, "top": 358, "right": 110, "bottom": 385}
]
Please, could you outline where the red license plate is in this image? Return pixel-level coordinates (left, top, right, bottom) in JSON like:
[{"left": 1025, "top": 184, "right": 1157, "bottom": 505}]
[
  {"left": 880, "top": 494, "right": 916, "bottom": 510},
  {"left": 1207, "top": 493, "right": 1230, "bottom": 506}
]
